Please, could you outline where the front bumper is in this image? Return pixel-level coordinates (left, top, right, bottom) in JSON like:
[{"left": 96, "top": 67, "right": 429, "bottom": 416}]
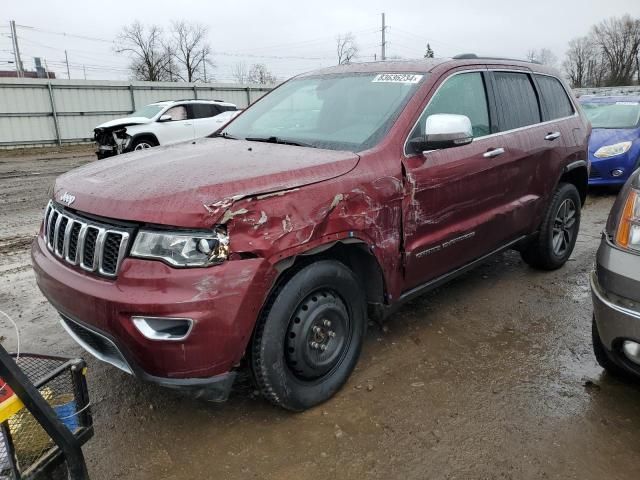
[
  {"left": 591, "top": 272, "right": 640, "bottom": 349},
  {"left": 31, "top": 234, "right": 275, "bottom": 399},
  {"left": 591, "top": 236, "right": 640, "bottom": 374},
  {"left": 588, "top": 152, "right": 639, "bottom": 186}
]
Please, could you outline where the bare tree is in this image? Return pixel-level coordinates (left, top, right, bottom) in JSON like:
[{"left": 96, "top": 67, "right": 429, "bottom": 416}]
[
  {"left": 170, "top": 21, "right": 213, "bottom": 82},
  {"left": 231, "top": 62, "right": 249, "bottom": 84},
  {"left": 592, "top": 15, "right": 640, "bottom": 86},
  {"left": 248, "top": 63, "right": 277, "bottom": 85},
  {"left": 563, "top": 36, "right": 599, "bottom": 87},
  {"left": 526, "top": 48, "right": 558, "bottom": 67},
  {"left": 336, "top": 33, "right": 358, "bottom": 65},
  {"left": 115, "top": 21, "right": 173, "bottom": 81}
]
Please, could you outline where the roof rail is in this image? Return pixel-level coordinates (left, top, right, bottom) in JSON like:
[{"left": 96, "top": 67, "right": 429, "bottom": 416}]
[{"left": 452, "top": 53, "right": 541, "bottom": 65}]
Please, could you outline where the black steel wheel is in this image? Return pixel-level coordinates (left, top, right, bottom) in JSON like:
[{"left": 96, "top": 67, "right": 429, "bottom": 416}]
[
  {"left": 285, "top": 290, "right": 350, "bottom": 380},
  {"left": 251, "top": 260, "right": 366, "bottom": 411}
]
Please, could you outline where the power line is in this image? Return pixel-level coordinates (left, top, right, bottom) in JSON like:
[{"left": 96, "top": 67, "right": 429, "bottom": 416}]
[{"left": 15, "top": 24, "right": 113, "bottom": 44}]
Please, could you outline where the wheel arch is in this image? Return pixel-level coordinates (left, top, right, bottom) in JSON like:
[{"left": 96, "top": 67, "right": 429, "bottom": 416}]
[
  {"left": 128, "top": 132, "right": 160, "bottom": 149},
  {"left": 248, "top": 239, "right": 387, "bottom": 356},
  {"left": 558, "top": 160, "right": 588, "bottom": 206}
]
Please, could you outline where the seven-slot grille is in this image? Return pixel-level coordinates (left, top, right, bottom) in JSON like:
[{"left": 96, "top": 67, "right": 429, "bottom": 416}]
[{"left": 43, "top": 201, "right": 130, "bottom": 277}]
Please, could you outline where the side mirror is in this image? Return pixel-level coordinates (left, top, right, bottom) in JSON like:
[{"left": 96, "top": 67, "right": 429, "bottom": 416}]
[
  {"left": 158, "top": 114, "right": 172, "bottom": 122},
  {"left": 409, "top": 113, "right": 473, "bottom": 153}
]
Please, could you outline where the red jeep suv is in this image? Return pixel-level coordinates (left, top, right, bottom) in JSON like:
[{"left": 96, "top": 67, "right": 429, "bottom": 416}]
[{"left": 32, "top": 55, "right": 590, "bottom": 411}]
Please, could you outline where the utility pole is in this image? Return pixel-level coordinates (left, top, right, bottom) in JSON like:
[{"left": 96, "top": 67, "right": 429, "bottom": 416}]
[
  {"left": 65, "top": 50, "right": 71, "bottom": 79},
  {"left": 83, "top": 65, "right": 87, "bottom": 80},
  {"left": 381, "top": 13, "right": 387, "bottom": 61},
  {"left": 9, "top": 20, "right": 24, "bottom": 77},
  {"left": 44, "top": 58, "right": 50, "bottom": 78},
  {"left": 203, "top": 51, "right": 207, "bottom": 83}
]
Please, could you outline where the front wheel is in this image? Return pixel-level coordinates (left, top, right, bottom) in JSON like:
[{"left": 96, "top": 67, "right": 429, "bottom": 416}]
[
  {"left": 521, "top": 182, "right": 581, "bottom": 270},
  {"left": 251, "top": 260, "right": 366, "bottom": 411},
  {"left": 130, "top": 137, "right": 157, "bottom": 151}
]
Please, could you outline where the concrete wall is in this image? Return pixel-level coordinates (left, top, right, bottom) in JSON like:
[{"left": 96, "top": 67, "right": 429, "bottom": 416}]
[{"left": 0, "top": 78, "right": 274, "bottom": 148}]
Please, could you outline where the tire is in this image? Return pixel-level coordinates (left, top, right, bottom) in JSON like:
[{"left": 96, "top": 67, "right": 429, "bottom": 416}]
[
  {"left": 130, "top": 136, "right": 157, "bottom": 151},
  {"left": 251, "top": 260, "right": 366, "bottom": 411},
  {"left": 521, "top": 182, "right": 581, "bottom": 270},
  {"left": 592, "top": 316, "right": 634, "bottom": 380}
]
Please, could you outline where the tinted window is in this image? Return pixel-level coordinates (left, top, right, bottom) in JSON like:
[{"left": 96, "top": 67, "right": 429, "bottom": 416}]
[
  {"left": 192, "top": 103, "right": 220, "bottom": 118},
  {"left": 493, "top": 72, "right": 541, "bottom": 131},
  {"left": 409, "top": 72, "right": 490, "bottom": 147},
  {"left": 535, "top": 75, "right": 574, "bottom": 120}
]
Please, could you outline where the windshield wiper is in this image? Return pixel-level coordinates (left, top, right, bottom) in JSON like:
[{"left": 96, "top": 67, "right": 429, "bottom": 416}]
[{"left": 244, "top": 136, "right": 316, "bottom": 148}]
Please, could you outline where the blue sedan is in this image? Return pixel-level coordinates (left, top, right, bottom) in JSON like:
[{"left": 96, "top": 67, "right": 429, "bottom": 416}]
[{"left": 579, "top": 95, "right": 640, "bottom": 187}]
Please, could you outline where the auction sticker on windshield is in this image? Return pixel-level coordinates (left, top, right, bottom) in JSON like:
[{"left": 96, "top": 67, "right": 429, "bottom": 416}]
[{"left": 372, "top": 73, "right": 423, "bottom": 83}]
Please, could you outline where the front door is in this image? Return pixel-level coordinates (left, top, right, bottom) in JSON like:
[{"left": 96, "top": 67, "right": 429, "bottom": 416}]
[
  {"left": 154, "top": 104, "right": 195, "bottom": 145},
  {"left": 401, "top": 70, "right": 521, "bottom": 290}
]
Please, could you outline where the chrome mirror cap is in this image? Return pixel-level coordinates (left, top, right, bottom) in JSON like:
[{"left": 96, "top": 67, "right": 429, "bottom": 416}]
[{"left": 424, "top": 113, "right": 473, "bottom": 146}]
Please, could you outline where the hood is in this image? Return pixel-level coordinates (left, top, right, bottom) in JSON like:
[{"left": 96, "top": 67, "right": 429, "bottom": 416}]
[
  {"left": 94, "top": 117, "right": 153, "bottom": 130},
  {"left": 589, "top": 127, "right": 639, "bottom": 155},
  {"left": 54, "top": 137, "right": 360, "bottom": 228}
]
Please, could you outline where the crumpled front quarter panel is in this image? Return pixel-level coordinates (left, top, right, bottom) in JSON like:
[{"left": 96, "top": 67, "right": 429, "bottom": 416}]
[{"left": 220, "top": 151, "right": 406, "bottom": 298}]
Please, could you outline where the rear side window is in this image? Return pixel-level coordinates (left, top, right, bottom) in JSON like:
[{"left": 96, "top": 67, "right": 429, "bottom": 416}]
[
  {"left": 408, "top": 72, "right": 490, "bottom": 146},
  {"left": 493, "top": 72, "right": 541, "bottom": 131},
  {"left": 534, "top": 75, "right": 574, "bottom": 120},
  {"left": 191, "top": 103, "right": 221, "bottom": 118}
]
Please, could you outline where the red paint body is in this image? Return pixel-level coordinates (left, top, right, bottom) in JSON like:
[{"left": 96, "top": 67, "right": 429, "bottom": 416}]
[{"left": 31, "top": 58, "right": 590, "bottom": 387}]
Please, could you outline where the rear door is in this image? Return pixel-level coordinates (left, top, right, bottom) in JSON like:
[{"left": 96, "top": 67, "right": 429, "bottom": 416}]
[
  {"left": 153, "top": 104, "right": 195, "bottom": 145},
  {"left": 402, "top": 69, "right": 521, "bottom": 289},
  {"left": 489, "top": 70, "right": 573, "bottom": 234},
  {"left": 192, "top": 103, "right": 224, "bottom": 138},
  {"left": 531, "top": 73, "right": 581, "bottom": 203}
]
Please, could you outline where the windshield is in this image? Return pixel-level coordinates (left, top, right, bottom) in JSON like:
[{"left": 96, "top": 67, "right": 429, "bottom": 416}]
[
  {"left": 582, "top": 101, "right": 640, "bottom": 129},
  {"left": 131, "top": 104, "right": 165, "bottom": 119},
  {"left": 221, "top": 73, "right": 426, "bottom": 151}
]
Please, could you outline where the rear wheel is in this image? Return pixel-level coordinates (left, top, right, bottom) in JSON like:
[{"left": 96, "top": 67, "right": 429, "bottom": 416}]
[
  {"left": 521, "top": 182, "right": 581, "bottom": 270},
  {"left": 251, "top": 260, "right": 366, "bottom": 411}
]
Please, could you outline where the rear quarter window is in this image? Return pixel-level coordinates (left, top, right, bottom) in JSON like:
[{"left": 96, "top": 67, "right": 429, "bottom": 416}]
[
  {"left": 534, "top": 75, "right": 574, "bottom": 120},
  {"left": 493, "top": 72, "right": 541, "bottom": 131}
]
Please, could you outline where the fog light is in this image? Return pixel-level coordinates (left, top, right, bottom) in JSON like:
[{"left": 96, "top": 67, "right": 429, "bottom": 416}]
[
  {"left": 132, "top": 316, "right": 193, "bottom": 341},
  {"left": 611, "top": 169, "right": 625, "bottom": 177},
  {"left": 622, "top": 340, "right": 640, "bottom": 366}
]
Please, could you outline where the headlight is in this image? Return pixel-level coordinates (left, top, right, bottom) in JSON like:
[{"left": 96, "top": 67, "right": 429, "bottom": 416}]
[
  {"left": 616, "top": 188, "right": 640, "bottom": 252},
  {"left": 594, "top": 141, "right": 632, "bottom": 158},
  {"left": 131, "top": 228, "right": 229, "bottom": 267}
]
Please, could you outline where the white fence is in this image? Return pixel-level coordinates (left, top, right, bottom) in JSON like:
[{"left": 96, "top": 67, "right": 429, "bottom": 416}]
[{"left": 0, "top": 78, "right": 274, "bottom": 148}]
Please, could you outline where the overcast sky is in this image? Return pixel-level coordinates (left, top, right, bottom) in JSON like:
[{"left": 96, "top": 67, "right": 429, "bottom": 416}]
[{"left": 2, "top": 0, "right": 640, "bottom": 82}]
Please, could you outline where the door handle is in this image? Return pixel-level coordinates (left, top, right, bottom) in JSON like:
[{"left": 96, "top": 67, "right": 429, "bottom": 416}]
[
  {"left": 483, "top": 147, "right": 505, "bottom": 158},
  {"left": 545, "top": 132, "right": 561, "bottom": 141}
]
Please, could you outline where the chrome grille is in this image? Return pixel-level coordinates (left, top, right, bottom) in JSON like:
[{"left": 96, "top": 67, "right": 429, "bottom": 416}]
[{"left": 43, "top": 201, "right": 130, "bottom": 278}]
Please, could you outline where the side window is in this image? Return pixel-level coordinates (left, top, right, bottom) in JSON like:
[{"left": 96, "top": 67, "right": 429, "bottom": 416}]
[
  {"left": 191, "top": 104, "right": 221, "bottom": 118},
  {"left": 493, "top": 72, "right": 541, "bottom": 131},
  {"left": 164, "top": 105, "right": 187, "bottom": 121},
  {"left": 408, "top": 72, "right": 490, "bottom": 149},
  {"left": 534, "top": 74, "right": 574, "bottom": 120}
]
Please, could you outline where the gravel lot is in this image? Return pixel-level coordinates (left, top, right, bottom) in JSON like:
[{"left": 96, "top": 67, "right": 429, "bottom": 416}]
[{"left": 1, "top": 148, "right": 639, "bottom": 480}]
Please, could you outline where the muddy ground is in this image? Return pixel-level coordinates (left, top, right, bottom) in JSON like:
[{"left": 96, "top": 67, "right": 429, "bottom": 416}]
[{"left": 1, "top": 149, "right": 639, "bottom": 480}]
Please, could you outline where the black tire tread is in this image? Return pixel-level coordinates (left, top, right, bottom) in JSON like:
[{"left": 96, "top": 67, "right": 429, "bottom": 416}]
[{"left": 521, "top": 182, "right": 580, "bottom": 270}]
